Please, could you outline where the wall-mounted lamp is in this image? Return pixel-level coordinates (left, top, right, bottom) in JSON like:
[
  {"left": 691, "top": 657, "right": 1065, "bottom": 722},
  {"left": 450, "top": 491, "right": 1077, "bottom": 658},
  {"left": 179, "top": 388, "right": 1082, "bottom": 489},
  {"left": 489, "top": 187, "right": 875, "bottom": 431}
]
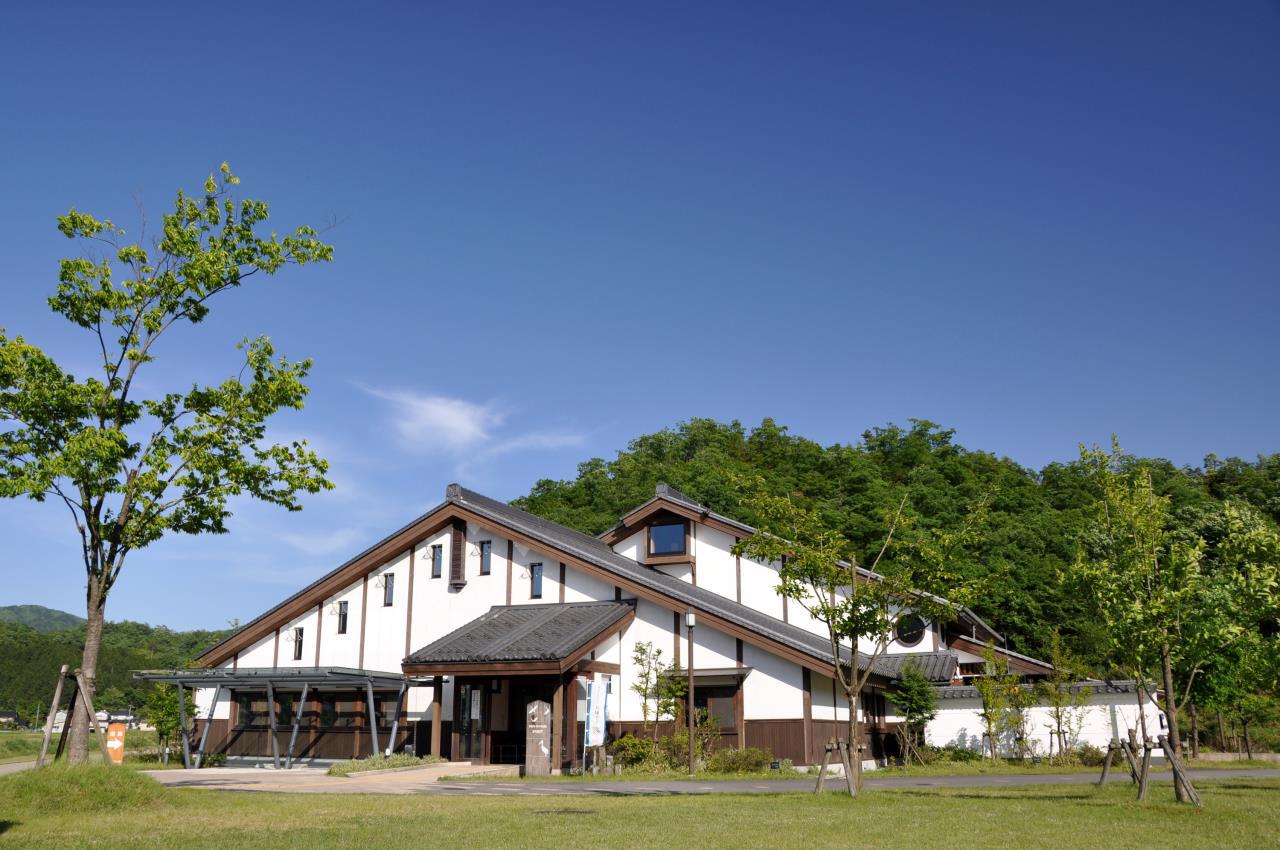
[{"left": 685, "top": 609, "right": 696, "bottom": 630}]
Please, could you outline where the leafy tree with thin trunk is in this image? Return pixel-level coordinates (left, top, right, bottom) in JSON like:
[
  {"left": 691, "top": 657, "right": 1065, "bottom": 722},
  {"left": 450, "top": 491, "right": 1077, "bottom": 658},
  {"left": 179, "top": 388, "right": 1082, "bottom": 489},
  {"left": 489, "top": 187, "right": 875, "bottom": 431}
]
[
  {"left": 733, "top": 476, "right": 988, "bottom": 795},
  {"left": 0, "top": 164, "right": 333, "bottom": 764},
  {"left": 1072, "top": 439, "right": 1203, "bottom": 802},
  {"left": 972, "top": 643, "right": 1016, "bottom": 761},
  {"left": 888, "top": 660, "right": 936, "bottom": 764},
  {"left": 1035, "top": 631, "right": 1091, "bottom": 759}
]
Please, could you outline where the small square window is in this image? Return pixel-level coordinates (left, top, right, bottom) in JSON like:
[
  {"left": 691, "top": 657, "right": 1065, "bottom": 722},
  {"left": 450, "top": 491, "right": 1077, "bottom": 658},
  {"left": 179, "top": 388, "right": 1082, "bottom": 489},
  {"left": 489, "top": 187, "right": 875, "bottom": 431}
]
[
  {"left": 530, "top": 562, "right": 543, "bottom": 599},
  {"left": 431, "top": 544, "right": 443, "bottom": 579},
  {"left": 383, "top": 573, "right": 395, "bottom": 607},
  {"left": 479, "top": 541, "right": 492, "bottom": 576},
  {"left": 648, "top": 521, "right": 686, "bottom": 556}
]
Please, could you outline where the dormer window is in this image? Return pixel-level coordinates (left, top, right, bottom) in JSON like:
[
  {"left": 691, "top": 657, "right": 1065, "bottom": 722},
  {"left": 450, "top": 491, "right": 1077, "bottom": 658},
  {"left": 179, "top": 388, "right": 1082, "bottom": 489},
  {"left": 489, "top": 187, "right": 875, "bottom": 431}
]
[{"left": 647, "top": 519, "right": 688, "bottom": 558}]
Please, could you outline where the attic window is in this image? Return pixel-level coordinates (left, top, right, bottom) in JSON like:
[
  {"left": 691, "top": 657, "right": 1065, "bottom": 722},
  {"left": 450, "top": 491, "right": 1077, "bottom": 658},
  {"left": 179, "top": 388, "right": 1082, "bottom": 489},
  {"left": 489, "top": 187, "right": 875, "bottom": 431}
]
[{"left": 648, "top": 520, "right": 687, "bottom": 557}]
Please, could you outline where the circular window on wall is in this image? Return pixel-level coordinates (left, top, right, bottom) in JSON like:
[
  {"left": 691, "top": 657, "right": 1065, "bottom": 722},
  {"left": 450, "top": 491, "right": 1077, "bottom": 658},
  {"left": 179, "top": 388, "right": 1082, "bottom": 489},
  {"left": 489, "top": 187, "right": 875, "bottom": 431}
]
[{"left": 896, "top": 614, "right": 927, "bottom": 647}]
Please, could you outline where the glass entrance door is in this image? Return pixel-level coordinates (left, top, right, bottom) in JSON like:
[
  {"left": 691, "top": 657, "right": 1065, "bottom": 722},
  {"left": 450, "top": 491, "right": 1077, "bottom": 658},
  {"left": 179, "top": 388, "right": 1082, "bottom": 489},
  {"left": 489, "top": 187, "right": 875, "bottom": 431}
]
[{"left": 457, "top": 682, "right": 485, "bottom": 760}]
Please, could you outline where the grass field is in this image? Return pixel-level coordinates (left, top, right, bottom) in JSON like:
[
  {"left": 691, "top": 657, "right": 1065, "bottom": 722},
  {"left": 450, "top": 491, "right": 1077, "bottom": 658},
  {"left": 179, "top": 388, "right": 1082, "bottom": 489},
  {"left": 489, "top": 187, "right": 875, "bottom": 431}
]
[
  {"left": 0, "top": 729, "right": 163, "bottom": 766},
  {"left": 0, "top": 766, "right": 1277, "bottom": 849}
]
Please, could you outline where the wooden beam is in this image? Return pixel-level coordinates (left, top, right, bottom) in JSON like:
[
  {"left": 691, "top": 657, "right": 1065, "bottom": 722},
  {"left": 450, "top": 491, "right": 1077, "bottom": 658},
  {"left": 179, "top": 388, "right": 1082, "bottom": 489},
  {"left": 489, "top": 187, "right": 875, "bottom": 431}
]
[
  {"left": 551, "top": 676, "right": 564, "bottom": 774},
  {"left": 802, "top": 668, "right": 813, "bottom": 765},
  {"left": 405, "top": 546, "right": 416, "bottom": 658},
  {"left": 430, "top": 679, "right": 443, "bottom": 757},
  {"left": 314, "top": 603, "right": 323, "bottom": 666},
  {"left": 358, "top": 574, "right": 369, "bottom": 669},
  {"left": 505, "top": 540, "right": 514, "bottom": 605}
]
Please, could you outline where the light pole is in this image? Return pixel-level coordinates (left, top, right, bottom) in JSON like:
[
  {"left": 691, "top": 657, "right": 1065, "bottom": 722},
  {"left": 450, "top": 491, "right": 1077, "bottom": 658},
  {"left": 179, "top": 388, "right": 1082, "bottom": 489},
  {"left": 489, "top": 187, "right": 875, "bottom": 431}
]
[{"left": 686, "top": 607, "right": 696, "bottom": 777}]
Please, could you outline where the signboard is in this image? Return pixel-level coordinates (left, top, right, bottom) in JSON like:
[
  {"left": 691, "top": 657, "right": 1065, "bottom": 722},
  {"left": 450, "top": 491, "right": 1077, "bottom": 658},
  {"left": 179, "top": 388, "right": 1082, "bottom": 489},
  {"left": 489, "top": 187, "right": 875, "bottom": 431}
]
[
  {"left": 106, "top": 722, "right": 126, "bottom": 765},
  {"left": 585, "top": 675, "right": 608, "bottom": 748},
  {"left": 525, "top": 699, "right": 551, "bottom": 777}
]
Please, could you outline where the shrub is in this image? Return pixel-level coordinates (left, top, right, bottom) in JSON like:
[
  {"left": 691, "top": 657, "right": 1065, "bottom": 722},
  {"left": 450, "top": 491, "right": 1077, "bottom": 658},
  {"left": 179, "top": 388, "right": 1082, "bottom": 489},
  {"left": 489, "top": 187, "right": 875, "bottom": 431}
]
[
  {"left": 706, "top": 747, "right": 774, "bottom": 774},
  {"left": 921, "top": 744, "right": 985, "bottom": 764},
  {"left": 1075, "top": 743, "right": 1105, "bottom": 766},
  {"left": 609, "top": 735, "right": 658, "bottom": 768}
]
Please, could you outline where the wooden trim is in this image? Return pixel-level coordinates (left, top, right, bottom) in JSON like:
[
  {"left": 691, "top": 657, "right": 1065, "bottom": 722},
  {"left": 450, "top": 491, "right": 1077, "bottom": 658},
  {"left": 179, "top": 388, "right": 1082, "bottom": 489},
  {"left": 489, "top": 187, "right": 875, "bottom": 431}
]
[
  {"left": 673, "top": 611, "right": 681, "bottom": 666},
  {"left": 449, "top": 518, "right": 467, "bottom": 588},
  {"left": 314, "top": 604, "right": 323, "bottom": 667},
  {"left": 272, "top": 629, "right": 280, "bottom": 667},
  {"left": 614, "top": 586, "right": 622, "bottom": 601},
  {"left": 690, "top": 522, "right": 697, "bottom": 585},
  {"left": 558, "top": 562, "right": 566, "bottom": 603},
  {"left": 734, "top": 538, "right": 742, "bottom": 604},
  {"left": 950, "top": 635, "right": 1053, "bottom": 674},
  {"left": 404, "top": 547, "right": 416, "bottom": 658},
  {"left": 430, "top": 679, "right": 442, "bottom": 757},
  {"left": 505, "top": 540, "right": 514, "bottom": 605},
  {"left": 232, "top": 652, "right": 238, "bottom": 670},
  {"left": 574, "top": 659, "right": 621, "bottom": 675},
  {"left": 603, "top": 499, "right": 749, "bottom": 546},
  {"left": 802, "top": 668, "right": 813, "bottom": 763},
  {"left": 564, "top": 673, "right": 579, "bottom": 771},
  {"left": 358, "top": 574, "right": 369, "bottom": 669},
  {"left": 735, "top": 638, "right": 745, "bottom": 748},
  {"left": 551, "top": 676, "right": 564, "bottom": 772}
]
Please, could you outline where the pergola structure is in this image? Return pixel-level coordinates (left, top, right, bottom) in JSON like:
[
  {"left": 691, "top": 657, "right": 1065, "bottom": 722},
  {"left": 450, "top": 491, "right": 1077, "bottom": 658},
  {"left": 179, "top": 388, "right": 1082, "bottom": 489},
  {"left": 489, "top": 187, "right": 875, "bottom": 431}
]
[{"left": 134, "top": 667, "right": 429, "bottom": 770}]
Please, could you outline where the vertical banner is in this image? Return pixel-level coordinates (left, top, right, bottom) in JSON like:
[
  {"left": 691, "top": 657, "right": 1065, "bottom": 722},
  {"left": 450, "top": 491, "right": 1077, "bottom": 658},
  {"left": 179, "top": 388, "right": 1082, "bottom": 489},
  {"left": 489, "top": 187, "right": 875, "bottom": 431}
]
[
  {"left": 585, "top": 675, "right": 607, "bottom": 748},
  {"left": 106, "top": 722, "right": 126, "bottom": 765}
]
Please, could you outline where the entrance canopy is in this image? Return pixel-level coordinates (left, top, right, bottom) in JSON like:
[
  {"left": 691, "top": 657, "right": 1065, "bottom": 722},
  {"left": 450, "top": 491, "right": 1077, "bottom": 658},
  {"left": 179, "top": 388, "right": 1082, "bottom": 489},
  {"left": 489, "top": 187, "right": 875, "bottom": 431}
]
[
  {"left": 134, "top": 666, "right": 425, "bottom": 691},
  {"left": 133, "top": 667, "right": 428, "bottom": 771},
  {"left": 403, "top": 601, "right": 636, "bottom": 676}
]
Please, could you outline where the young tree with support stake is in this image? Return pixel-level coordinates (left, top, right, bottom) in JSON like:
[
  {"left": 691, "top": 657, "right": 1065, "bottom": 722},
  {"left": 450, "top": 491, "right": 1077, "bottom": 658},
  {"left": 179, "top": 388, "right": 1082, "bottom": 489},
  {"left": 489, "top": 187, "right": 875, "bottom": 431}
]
[
  {"left": 0, "top": 164, "right": 334, "bottom": 765},
  {"left": 733, "top": 477, "right": 988, "bottom": 796},
  {"left": 1072, "top": 439, "right": 1203, "bottom": 804}
]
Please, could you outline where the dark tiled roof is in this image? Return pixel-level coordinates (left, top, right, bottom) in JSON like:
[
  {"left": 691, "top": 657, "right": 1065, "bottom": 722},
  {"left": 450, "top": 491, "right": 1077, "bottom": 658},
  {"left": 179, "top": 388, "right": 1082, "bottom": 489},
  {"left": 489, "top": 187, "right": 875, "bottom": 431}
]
[
  {"left": 405, "top": 602, "right": 635, "bottom": 665},
  {"left": 935, "top": 679, "right": 1139, "bottom": 699},
  {"left": 447, "top": 485, "right": 861, "bottom": 671},
  {"left": 870, "top": 651, "right": 958, "bottom": 683}
]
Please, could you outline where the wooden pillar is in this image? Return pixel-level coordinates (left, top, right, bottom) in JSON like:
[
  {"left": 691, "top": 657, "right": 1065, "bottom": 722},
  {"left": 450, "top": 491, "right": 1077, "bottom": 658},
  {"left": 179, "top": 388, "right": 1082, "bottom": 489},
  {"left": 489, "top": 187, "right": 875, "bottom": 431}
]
[
  {"left": 734, "top": 639, "right": 745, "bottom": 749},
  {"left": 565, "top": 676, "right": 579, "bottom": 771},
  {"left": 551, "top": 676, "right": 564, "bottom": 774},
  {"left": 430, "top": 679, "right": 443, "bottom": 757},
  {"left": 801, "top": 668, "right": 813, "bottom": 766},
  {"left": 265, "top": 681, "right": 280, "bottom": 769}
]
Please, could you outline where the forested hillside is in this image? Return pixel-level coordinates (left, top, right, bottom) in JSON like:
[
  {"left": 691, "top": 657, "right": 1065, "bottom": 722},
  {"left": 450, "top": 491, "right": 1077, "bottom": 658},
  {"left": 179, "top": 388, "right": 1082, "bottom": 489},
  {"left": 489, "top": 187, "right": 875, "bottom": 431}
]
[
  {"left": 0, "top": 605, "right": 85, "bottom": 632},
  {"left": 514, "top": 418, "right": 1280, "bottom": 668},
  {"left": 0, "top": 619, "right": 231, "bottom": 720}
]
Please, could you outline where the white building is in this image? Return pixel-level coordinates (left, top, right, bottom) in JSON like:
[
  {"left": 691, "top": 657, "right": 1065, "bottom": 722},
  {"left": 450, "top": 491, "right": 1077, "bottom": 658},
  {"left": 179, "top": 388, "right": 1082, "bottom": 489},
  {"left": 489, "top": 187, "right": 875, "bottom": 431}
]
[{"left": 144, "top": 484, "right": 1161, "bottom": 770}]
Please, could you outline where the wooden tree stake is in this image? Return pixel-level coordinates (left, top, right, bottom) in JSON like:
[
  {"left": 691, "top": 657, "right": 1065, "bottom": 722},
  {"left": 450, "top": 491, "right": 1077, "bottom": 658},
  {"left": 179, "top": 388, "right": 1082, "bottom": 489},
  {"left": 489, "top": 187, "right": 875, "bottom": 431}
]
[{"left": 36, "top": 665, "right": 69, "bottom": 769}]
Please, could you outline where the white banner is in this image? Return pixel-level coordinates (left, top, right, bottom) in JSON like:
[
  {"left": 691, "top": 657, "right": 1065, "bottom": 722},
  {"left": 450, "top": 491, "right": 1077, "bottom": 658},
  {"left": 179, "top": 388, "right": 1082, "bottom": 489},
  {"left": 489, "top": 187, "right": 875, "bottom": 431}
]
[{"left": 585, "top": 675, "right": 608, "bottom": 747}]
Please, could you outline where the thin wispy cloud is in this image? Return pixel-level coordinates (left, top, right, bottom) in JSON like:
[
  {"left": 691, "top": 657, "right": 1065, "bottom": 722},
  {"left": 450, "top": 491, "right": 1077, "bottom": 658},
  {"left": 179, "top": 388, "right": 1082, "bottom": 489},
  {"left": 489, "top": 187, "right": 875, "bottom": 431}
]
[
  {"left": 363, "top": 388, "right": 504, "bottom": 452},
  {"left": 361, "top": 387, "right": 585, "bottom": 472},
  {"left": 279, "top": 528, "right": 365, "bottom": 557}
]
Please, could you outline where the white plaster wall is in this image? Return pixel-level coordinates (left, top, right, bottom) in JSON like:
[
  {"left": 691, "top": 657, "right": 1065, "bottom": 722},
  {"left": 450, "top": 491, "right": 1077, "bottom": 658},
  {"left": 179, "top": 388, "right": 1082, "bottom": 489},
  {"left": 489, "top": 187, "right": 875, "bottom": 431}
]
[
  {"left": 616, "top": 598, "right": 678, "bottom": 722},
  {"left": 738, "top": 555, "right": 785, "bottom": 621},
  {"left": 360, "top": 552, "right": 411, "bottom": 673},
  {"left": 742, "top": 643, "right": 803, "bottom": 719},
  {"left": 276, "top": 607, "right": 320, "bottom": 668},
  {"left": 237, "top": 633, "right": 276, "bottom": 668},
  {"left": 564, "top": 564, "right": 614, "bottom": 603},
  {"left": 612, "top": 531, "right": 643, "bottom": 561},
  {"left": 690, "top": 623, "right": 737, "bottom": 670},
  {"left": 320, "top": 578, "right": 366, "bottom": 669},
  {"left": 193, "top": 687, "right": 233, "bottom": 720},
  {"left": 693, "top": 524, "right": 738, "bottom": 599},
  {"left": 924, "top": 690, "right": 1169, "bottom": 756}
]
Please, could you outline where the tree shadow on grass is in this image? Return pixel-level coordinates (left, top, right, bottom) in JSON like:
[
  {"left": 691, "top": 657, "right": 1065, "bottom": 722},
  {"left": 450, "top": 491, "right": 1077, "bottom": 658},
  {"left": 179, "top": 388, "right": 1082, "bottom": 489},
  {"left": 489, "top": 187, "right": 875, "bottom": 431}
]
[
  {"left": 886, "top": 789, "right": 1111, "bottom": 805},
  {"left": 0, "top": 821, "right": 16, "bottom": 834}
]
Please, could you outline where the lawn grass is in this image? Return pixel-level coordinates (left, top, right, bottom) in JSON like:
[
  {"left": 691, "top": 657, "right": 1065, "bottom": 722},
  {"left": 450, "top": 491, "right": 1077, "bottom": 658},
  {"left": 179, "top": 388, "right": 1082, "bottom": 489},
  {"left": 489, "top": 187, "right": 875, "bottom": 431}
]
[
  {"left": 327, "top": 753, "right": 446, "bottom": 776},
  {"left": 0, "top": 768, "right": 1276, "bottom": 849}
]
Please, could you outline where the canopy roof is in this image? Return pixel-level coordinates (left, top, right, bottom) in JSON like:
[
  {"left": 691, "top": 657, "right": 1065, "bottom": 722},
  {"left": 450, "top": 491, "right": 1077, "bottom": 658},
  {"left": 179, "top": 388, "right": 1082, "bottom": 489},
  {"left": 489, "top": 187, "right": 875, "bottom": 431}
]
[
  {"left": 134, "top": 666, "right": 422, "bottom": 691},
  {"left": 403, "top": 601, "right": 636, "bottom": 675}
]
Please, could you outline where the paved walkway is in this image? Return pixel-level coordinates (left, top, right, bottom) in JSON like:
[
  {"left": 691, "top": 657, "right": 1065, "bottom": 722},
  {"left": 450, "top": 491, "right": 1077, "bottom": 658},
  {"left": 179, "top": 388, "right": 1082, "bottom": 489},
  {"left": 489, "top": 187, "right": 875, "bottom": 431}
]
[{"left": 144, "top": 766, "right": 1280, "bottom": 796}]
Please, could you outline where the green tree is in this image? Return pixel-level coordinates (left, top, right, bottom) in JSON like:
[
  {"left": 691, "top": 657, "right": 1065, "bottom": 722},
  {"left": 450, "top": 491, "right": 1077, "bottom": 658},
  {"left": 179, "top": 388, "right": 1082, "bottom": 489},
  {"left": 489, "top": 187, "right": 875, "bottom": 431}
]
[
  {"left": 0, "top": 164, "right": 333, "bottom": 764},
  {"left": 972, "top": 643, "right": 1017, "bottom": 761},
  {"left": 889, "top": 661, "right": 937, "bottom": 764},
  {"left": 1072, "top": 439, "right": 1204, "bottom": 802},
  {"left": 1034, "top": 631, "right": 1091, "bottom": 759},
  {"left": 142, "top": 684, "right": 195, "bottom": 755},
  {"left": 733, "top": 476, "right": 988, "bottom": 794}
]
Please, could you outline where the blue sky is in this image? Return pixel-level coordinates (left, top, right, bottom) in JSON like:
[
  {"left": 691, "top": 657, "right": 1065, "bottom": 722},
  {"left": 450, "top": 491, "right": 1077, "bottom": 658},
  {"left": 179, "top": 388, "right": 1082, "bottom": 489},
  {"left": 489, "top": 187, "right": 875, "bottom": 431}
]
[{"left": 1, "top": 2, "right": 1277, "bottom": 630}]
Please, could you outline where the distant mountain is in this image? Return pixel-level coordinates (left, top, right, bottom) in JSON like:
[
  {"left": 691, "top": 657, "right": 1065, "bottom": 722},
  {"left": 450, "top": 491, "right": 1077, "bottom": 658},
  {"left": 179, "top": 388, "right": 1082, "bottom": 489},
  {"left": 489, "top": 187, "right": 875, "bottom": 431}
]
[{"left": 0, "top": 605, "right": 86, "bottom": 633}]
